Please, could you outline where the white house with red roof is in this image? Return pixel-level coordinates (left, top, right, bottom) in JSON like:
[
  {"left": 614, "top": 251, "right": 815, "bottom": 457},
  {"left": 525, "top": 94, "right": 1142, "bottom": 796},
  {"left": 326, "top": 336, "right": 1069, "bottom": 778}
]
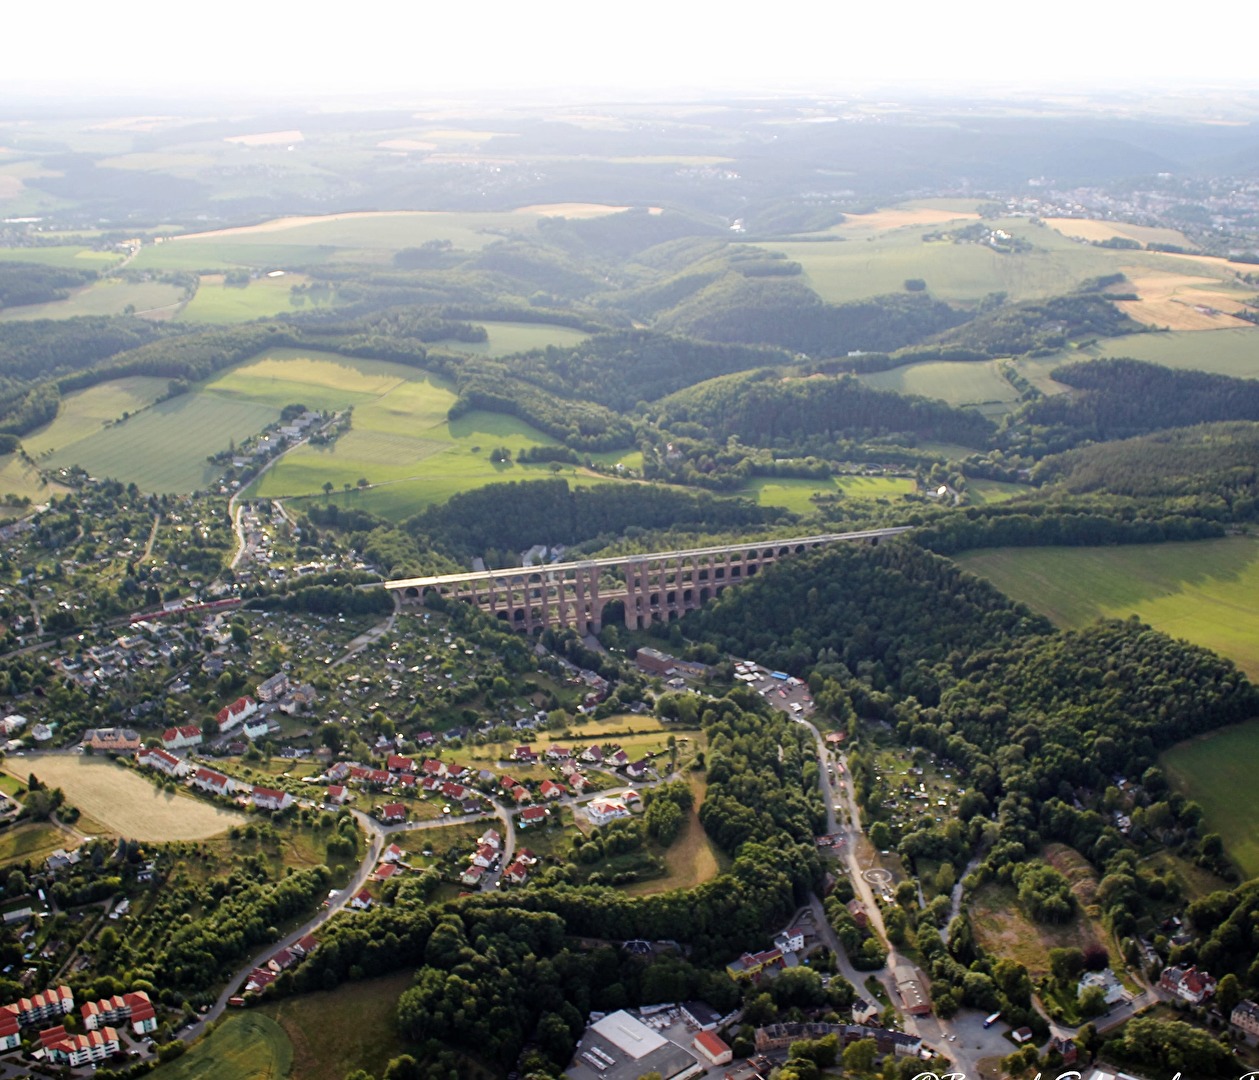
[
  {"left": 460, "top": 865, "right": 485, "bottom": 887},
  {"left": 252, "top": 786, "right": 293, "bottom": 812},
  {"left": 512, "top": 785, "right": 533, "bottom": 804},
  {"left": 192, "top": 767, "right": 236, "bottom": 797},
  {"left": 503, "top": 859, "right": 529, "bottom": 885},
  {"left": 0, "top": 1013, "right": 19, "bottom": 1051},
  {"left": 387, "top": 755, "right": 414, "bottom": 773},
  {"left": 382, "top": 843, "right": 406, "bottom": 863},
  {"left": 162, "top": 724, "right": 203, "bottom": 751},
  {"left": 470, "top": 844, "right": 498, "bottom": 869},
  {"left": 40, "top": 1025, "right": 119, "bottom": 1067},
  {"left": 325, "top": 784, "right": 350, "bottom": 805},
  {"left": 586, "top": 798, "right": 630, "bottom": 826},
  {"left": 216, "top": 695, "right": 257, "bottom": 732},
  {"left": 512, "top": 745, "right": 537, "bottom": 763},
  {"left": 519, "top": 806, "right": 548, "bottom": 828},
  {"left": 693, "top": 1030, "right": 733, "bottom": 1066},
  {"left": 479, "top": 828, "right": 501, "bottom": 850},
  {"left": 421, "top": 758, "right": 447, "bottom": 778},
  {"left": 82, "top": 991, "right": 155, "bottom": 1034},
  {"left": 539, "top": 779, "right": 566, "bottom": 800},
  {"left": 1160, "top": 964, "right": 1217, "bottom": 1004},
  {"left": 579, "top": 745, "right": 603, "bottom": 764},
  {"left": 137, "top": 746, "right": 188, "bottom": 778},
  {"left": 350, "top": 890, "right": 373, "bottom": 910},
  {"left": 373, "top": 862, "right": 399, "bottom": 882}
]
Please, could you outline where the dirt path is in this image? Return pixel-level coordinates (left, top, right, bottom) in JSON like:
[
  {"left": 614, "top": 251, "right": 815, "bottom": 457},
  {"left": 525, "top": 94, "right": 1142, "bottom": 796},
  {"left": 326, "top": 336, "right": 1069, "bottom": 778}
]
[{"left": 140, "top": 513, "right": 161, "bottom": 563}]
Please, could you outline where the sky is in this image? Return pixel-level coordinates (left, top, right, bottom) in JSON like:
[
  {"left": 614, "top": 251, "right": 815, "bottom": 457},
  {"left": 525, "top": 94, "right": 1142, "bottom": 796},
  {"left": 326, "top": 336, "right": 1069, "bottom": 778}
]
[{"left": 4, "top": 0, "right": 1259, "bottom": 101}]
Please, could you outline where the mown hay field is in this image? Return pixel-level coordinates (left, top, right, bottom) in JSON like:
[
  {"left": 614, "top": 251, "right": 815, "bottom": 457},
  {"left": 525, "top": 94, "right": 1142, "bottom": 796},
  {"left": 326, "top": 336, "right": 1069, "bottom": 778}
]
[
  {"left": 11, "top": 756, "right": 244, "bottom": 841},
  {"left": 956, "top": 537, "right": 1259, "bottom": 677}
]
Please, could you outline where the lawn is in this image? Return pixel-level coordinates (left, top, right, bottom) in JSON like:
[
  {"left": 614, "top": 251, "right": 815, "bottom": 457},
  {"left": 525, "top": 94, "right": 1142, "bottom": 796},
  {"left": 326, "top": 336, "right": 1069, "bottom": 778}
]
[
  {"left": 969, "top": 882, "right": 1106, "bottom": 978},
  {"left": 1016, "top": 326, "right": 1259, "bottom": 384},
  {"left": 739, "top": 474, "right": 916, "bottom": 514},
  {"left": 1163, "top": 720, "right": 1259, "bottom": 879},
  {"left": 260, "top": 972, "right": 419, "bottom": 1080},
  {"left": 0, "top": 278, "right": 184, "bottom": 322},
  {"left": 179, "top": 274, "right": 335, "bottom": 324},
  {"left": 7, "top": 756, "right": 245, "bottom": 841},
  {"left": 859, "top": 359, "right": 1022, "bottom": 408},
  {"left": 433, "top": 320, "right": 591, "bottom": 357},
  {"left": 23, "top": 376, "right": 172, "bottom": 460},
  {"left": 150, "top": 1013, "right": 292, "bottom": 1080},
  {"left": 0, "top": 822, "right": 70, "bottom": 868},
  {"left": 954, "top": 537, "right": 1259, "bottom": 677}
]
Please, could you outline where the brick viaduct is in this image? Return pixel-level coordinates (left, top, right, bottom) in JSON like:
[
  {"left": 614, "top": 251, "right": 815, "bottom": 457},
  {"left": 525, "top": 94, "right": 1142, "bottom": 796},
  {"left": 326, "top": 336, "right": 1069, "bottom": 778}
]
[{"left": 383, "top": 528, "right": 911, "bottom": 635}]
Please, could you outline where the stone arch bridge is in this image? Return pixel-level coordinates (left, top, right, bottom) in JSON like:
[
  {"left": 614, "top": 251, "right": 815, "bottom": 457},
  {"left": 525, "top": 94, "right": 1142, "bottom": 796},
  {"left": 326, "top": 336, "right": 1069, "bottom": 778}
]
[{"left": 383, "top": 528, "right": 911, "bottom": 635}]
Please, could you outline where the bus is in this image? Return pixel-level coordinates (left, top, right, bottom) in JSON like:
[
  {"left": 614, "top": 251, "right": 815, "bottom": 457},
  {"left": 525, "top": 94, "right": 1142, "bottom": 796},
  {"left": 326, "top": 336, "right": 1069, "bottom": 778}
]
[{"left": 983, "top": 1012, "right": 1001, "bottom": 1029}]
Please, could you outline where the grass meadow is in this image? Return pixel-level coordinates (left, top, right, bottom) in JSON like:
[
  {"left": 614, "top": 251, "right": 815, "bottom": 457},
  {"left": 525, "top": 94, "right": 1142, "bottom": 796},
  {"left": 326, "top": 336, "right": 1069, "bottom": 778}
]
[
  {"left": 179, "top": 273, "right": 333, "bottom": 324},
  {"left": 432, "top": 320, "right": 591, "bottom": 356},
  {"left": 0, "top": 279, "right": 184, "bottom": 322},
  {"left": 955, "top": 537, "right": 1259, "bottom": 677},
  {"left": 739, "top": 474, "right": 916, "bottom": 514},
  {"left": 1016, "top": 327, "right": 1259, "bottom": 386},
  {"left": 0, "top": 246, "right": 122, "bottom": 270},
  {"left": 23, "top": 376, "right": 172, "bottom": 459},
  {"left": 970, "top": 881, "right": 1107, "bottom": 978},
  {"left": 859, "top": 359, "right": 1022, "bottom": 408},
  {"left": 9, "top": 756, "right": 244, "bottom": 840},
  {"left": 0, "top": 452, "right": 69, "bottom": 506},
  {"left": 259, "top": 972, "right": 422, "bottom": 1080},
  {"left": 1163, "top": 721, "right": 1259, "bottom": 879},
  {"left": 0, "top": 822, "right": 71, "bottom": 869},
  {"left": 149, "top": 1014, "right": 292, "bottom": 1080}
]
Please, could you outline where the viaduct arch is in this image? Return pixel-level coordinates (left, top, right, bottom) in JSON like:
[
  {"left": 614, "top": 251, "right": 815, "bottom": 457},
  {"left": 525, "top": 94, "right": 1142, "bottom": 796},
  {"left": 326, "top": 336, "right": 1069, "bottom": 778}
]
[{"left": 383, "top": 528, "right": 911, "bottom": 635}]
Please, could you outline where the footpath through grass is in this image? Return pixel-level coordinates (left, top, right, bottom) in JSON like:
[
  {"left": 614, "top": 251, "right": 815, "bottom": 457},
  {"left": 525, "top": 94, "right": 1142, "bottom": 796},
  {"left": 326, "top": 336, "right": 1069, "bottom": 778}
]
[{"left": 956, "top": 537, "right": 1259, "bottom": 677}]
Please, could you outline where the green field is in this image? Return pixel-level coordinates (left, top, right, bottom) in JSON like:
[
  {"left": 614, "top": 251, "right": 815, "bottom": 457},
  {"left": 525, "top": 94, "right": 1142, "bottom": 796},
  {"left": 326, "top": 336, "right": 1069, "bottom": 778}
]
[
  {"left": 1163, "top": 721, "right": 1259, "bottom": 879},
  {"left": 150, "top": 1013, "right": 292, "bottom": 1080},
  {"left": 133, "top": 210, "right": 547, "bottom": 272},
  {"left": 1016, "top": 327, "right": 1259, "bottom": 386},
  {"left": 0, "top": 452, "right": 68, "bottom": 505},
  {"left": 0, "top": 278, "right": 184, "bottom": 321},
  {"left": 739, "top": 474, "right": 917, "bottom": 513},
  {"left": 0, "top": 822, "right": 71, "bottom": 868},
  {"left": 0, "top": 246, "right": 122, "bottom": 270},
  {"left": 956, "top": 538, "right": 1259, "bottom": 677},
  {"left": 860, "top": 359, "right": 1021, "bottom": 408},
  {"left": 757, "top": 218, "right": 1120, "bottom": 305},
  {"left": 434, "top": 320, "right": 591, "bottom": 357},
  {"left": 260, "top": 972, "right": 418, "bottom": 1080},
  {"left": 23, "top": 376, "right": 172, "bottom": 459},
  {"left": 179, "top": 274, "right": 334, "bottom": 324},
  {"left": 38, "top": 394, "right": 280, "bottom": 492},
  {"left": 965, "top": 478, "right": 1032, "bottom": 504}
]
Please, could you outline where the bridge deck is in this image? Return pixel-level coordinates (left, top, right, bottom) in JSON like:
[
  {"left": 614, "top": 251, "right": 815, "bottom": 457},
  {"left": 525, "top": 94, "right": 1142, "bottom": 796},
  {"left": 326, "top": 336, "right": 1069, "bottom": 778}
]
[{"left": 383, "top": 527, "right": 912, "bottom": 590}]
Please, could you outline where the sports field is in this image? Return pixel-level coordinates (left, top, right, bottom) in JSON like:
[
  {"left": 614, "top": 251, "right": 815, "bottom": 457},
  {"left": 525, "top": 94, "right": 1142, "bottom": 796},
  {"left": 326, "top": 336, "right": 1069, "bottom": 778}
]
[
  {"left": 0, "top": 279, "right": 184, "bottom": 322},
  {"left": 150, "top": 1013, "right": 292, "bottom": 1080},
  {"left": 179, "top": 273, "right": 333, "bottom": 324},
  {"left": 8, "top": 756, "right": 244, "bottom": 841},
  {"left": 1016, "top": 327, "right": 1259, "bottom": 386},
  {"left": 859, "top": 359, "right": 1021, "bottom": 408},
  {"left": 956, "top": 537, "right": 1259, "bottom": 677},
  {"left": 1163, "top": 720, "right": 1259, "bottom": 879},
  {"left": 740, "top": 474, "right": 916, "bottom": 514}
]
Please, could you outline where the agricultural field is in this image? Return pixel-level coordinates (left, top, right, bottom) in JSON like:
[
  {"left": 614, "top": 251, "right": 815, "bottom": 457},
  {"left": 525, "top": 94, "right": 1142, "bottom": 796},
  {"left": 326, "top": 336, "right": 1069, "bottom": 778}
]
[
  {"left": 261, "top": 972, "right": 422, "bottom": 1080},
  {"left": 133, "top": 209, "right": 551, "bottom": 272},
  {"left": 22, "top": 376, "right": 172, "bottom": 460},
  {"left": 1043, "top": 218, "right": 1198, "bottom": 249},
  {"left": 859, "top": 359, "right": 1022, "bottom": 408},
  {"left": 179, "top": 273, "right": 334, "bottom": 324},
  {"left": 965, "top": 478, "right": 1032, "bottom": 504},
  {"left": 7, "top": 756, "right": 245, "bottom": 841},
  {"left": 1016, "top": 327, "right": 1259, "bottom": 386},
  {"left": 432, "top": 319, "right": 591, "bottom": 356},
  {"left": 0, "top": 246, "right": 122, "bottom": 270},
  {"left": 955, "top": 537, "right": 1259, "bottom": 677},
  {"left": 757, "top": 217, "right": 1119, "bottom": 305},
  {"left": 0, "top": 278, "right": 185, "bottom": 321},
  {"left": 149, "top": 1013, "right": 292, "bottom": 1080},
  {"left": 1163, "top": 720, "right": 1259, "bottom": 879},
  {"left": 37, "top": 393, "right": 281, "bottom": 493},
  {"left": 739, "top": 474, "right": 916, "bottom": 514}
]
